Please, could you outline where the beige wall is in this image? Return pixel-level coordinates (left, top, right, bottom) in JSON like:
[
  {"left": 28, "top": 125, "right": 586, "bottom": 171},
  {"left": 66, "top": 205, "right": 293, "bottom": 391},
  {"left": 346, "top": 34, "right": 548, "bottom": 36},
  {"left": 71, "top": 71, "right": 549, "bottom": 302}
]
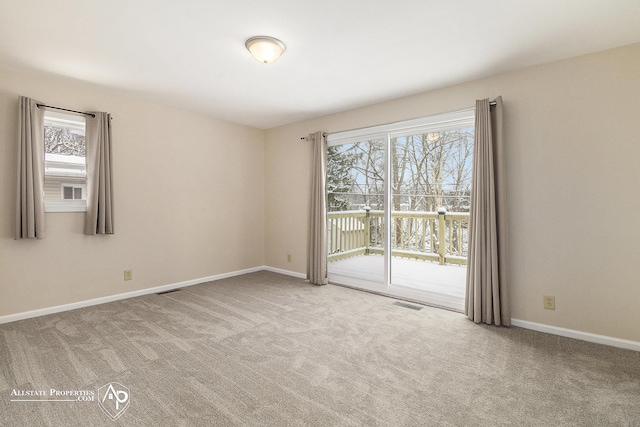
[
  {"left": 0, "top": 67, "right": 265, "bottom": 317},
  {"left": 2, "top": 43, "right": 639, "bottom": 343},
  {"left": 265, "top": 43, "right": 640, "bottom": 342}
]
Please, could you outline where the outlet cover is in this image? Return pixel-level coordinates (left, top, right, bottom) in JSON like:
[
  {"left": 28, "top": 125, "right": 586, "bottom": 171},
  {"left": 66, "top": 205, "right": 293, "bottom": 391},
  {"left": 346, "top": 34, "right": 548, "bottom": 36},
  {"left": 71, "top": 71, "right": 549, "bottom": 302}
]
[
  {"left": 124, "top": 269, "right": 133, "bottom": 281},
  {"left": 543, "top": 295, "right": 555, "bottom": 310}
]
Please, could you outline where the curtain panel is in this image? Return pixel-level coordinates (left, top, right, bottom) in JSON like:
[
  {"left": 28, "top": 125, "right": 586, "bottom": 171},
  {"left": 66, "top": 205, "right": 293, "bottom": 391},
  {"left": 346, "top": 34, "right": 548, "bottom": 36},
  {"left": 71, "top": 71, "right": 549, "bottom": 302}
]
[
  {"left": 84, "top": 112, "right": 115, "bottom": 235},
  {"left": 15, "top": 96, "right": 46, "bottom": 239},
  {"left": 465, "top": 97, "right": 510, "bottom": 326},
  {"left": 307, "top": 131, "right": 328, "bottom": 285}
]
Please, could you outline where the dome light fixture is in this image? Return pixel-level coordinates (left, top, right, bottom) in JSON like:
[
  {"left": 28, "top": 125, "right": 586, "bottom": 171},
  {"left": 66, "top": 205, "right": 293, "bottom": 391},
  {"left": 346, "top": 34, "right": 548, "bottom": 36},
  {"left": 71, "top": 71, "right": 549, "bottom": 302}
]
[{"left": 245, "top": 36, "right": 286, "bottom": 64}]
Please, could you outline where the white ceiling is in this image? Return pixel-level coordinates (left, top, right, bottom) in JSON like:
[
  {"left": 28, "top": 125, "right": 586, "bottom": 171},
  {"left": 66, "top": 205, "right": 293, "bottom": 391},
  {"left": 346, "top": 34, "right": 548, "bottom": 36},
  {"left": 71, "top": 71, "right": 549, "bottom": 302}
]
[{"left": 1, "top": 0, "right": 640, "bottom": 129}]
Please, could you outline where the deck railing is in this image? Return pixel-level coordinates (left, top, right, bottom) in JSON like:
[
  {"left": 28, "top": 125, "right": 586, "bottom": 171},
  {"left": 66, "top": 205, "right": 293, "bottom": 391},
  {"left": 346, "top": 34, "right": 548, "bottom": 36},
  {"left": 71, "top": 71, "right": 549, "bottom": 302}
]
[{"left": 328, "top": 209, "right": 469, "bottom": 265}]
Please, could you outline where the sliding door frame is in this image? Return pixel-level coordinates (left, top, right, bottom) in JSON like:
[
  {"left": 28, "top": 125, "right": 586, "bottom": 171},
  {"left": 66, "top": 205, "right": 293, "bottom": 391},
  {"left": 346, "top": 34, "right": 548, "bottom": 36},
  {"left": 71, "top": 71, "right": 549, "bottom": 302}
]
[{"left": 326, "top": 109, "right": 475, "bottom": 311}]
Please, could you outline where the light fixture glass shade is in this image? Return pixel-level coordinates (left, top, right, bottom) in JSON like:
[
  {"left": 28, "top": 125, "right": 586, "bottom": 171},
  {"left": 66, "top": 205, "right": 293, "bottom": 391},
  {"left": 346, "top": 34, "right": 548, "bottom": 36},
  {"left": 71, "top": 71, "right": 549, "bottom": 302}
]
[{"left": 245, "top": 36, "right": 286, "bottom": 64}]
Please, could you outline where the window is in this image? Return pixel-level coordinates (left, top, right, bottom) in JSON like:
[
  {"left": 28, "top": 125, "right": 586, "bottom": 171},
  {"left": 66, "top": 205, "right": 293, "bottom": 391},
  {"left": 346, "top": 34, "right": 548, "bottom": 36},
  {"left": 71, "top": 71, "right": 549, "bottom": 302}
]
[
  {"left": 61, "top": 183, "right": 86, "bottom": 200},
  {"left": 43, "top": 110, "right": 87, "bottom": 212}
]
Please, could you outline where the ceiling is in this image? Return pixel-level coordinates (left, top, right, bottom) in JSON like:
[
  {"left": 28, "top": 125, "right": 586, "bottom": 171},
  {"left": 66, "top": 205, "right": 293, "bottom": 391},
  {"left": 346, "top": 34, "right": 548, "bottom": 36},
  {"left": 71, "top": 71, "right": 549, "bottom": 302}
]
[{"left": 1, "top": 1, "right": 639, "bottom": 129}]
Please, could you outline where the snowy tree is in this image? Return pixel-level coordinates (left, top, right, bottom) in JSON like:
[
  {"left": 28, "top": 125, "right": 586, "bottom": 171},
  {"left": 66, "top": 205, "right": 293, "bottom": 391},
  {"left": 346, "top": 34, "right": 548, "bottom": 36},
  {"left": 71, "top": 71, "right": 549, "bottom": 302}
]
[
  {"left": 327, "top": 127, "right": 473, "bottom": 213},
  {"left": 44, "top": 125, "right": 85, "bottom": 156},
  {"left": 327, "top": 128, "right": 474, "bottom": 254},
  {"left": 327, "top": 146, "right": 357, "bottom": 212}
]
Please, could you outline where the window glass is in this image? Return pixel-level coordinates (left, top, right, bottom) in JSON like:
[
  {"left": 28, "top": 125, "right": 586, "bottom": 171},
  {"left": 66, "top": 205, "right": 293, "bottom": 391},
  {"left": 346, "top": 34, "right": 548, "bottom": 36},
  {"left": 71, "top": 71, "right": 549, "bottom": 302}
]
[{"left": 43, "top": 110, "right": 87, "bottom": 212}]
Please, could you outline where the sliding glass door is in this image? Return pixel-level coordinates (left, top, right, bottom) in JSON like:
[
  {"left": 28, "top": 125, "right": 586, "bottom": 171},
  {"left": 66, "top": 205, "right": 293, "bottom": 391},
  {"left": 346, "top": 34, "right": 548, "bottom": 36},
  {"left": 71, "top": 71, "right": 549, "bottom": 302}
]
[{"left": 326, "top": 110, "right": 474, "bottom": 311}]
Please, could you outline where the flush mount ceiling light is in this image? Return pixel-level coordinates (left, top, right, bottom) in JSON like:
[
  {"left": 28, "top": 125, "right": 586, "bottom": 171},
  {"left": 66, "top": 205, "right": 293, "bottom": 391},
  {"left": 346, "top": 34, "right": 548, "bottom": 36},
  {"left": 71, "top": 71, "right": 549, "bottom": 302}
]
[{"left": 245, "top": 36, "right": 286, "bottom": 64}]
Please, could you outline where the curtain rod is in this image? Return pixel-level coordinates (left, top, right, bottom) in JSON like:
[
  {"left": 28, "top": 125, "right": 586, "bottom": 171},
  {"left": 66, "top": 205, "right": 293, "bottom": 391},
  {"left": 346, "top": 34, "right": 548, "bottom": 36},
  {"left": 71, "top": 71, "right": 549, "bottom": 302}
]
[
  {"left": 300, "top": 101, "right": 497, "bottom": 141},
  {"left": 36, "top": 103, "right": 95, "bottom": 118},
  {"left": 299, "top": 133, "right": 327, "bottom": 142}
]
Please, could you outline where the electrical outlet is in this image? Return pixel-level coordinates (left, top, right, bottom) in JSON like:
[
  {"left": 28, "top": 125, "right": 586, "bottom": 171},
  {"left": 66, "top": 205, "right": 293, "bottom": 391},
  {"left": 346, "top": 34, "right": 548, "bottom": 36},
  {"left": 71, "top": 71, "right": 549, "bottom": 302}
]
[
  {"left": 543, "top": 295, "right": 555, "bottom": 310},
  {"left": 287, "top": 254, "right": 291, "bottom": 263},
  {"left": 124, "top": 269, "right": 133, "bottom": 281}
]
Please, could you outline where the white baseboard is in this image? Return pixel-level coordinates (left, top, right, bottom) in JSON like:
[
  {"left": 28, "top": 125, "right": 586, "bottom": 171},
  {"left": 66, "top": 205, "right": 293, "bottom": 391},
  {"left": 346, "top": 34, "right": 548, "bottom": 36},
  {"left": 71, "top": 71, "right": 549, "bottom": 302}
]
[
  {"left": 511, "top": 319, "right": 640, "bottom": 352},
  {"left": 262, "top": 266, "right": 307, "bottom": 279},
  {"left": 0, "top": 266, "right": 265, "bottom": 325}
]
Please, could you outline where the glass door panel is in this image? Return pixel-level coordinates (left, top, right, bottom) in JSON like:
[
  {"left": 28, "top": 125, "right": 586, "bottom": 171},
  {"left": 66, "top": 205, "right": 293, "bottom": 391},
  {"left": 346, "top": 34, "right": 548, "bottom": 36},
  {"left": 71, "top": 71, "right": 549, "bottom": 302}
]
[
  {"left": 389, "top": 129, "right": 473, "bottom": 310},
  {"left": 327, "top": 139, "right": 386, "bottom": 289}
]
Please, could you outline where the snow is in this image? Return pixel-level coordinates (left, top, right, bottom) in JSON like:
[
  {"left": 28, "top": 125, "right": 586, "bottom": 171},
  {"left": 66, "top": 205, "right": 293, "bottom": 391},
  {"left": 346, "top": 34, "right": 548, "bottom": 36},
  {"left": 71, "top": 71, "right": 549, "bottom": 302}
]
[{"left": 328, "top": 255, "right": 466, "bottom": 299}]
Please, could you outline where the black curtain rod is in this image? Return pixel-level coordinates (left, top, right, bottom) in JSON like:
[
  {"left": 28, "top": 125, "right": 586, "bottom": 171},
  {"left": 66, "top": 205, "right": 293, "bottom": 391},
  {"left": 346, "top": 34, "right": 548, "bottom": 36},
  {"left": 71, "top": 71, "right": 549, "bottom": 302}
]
[{"left": 36, "top": 103, "right": 95, "bottom": 118}]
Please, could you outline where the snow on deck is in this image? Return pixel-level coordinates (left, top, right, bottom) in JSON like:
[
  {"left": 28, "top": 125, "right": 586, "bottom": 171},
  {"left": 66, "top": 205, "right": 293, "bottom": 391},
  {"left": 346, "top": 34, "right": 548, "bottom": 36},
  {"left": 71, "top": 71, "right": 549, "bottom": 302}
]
[{"left": 328, "top": 254, "right": 466, "bottom": 299}]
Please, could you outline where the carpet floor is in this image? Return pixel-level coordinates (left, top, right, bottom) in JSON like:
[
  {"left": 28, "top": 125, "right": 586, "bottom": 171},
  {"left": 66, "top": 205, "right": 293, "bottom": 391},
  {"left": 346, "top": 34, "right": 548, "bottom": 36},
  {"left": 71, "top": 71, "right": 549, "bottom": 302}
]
[{"left": 0, "top": 271, "right": 638, "bottom": 426}]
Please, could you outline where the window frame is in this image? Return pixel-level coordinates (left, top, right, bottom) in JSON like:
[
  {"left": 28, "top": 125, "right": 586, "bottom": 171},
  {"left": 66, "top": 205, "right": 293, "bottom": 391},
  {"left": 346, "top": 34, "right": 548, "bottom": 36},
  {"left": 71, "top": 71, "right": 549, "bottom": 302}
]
[
  {"left": 45, "top": 199, "right": 87, "bottom": 213},
  {"left": 326, "top": 109, "right": 475, "bottom": 147}
]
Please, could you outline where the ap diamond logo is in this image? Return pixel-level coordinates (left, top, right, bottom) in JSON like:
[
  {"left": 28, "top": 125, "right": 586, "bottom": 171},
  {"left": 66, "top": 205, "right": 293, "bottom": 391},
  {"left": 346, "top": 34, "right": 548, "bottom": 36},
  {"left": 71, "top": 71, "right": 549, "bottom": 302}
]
[{"left": 97, "top": 382, "right": 130, "bottom": 421}]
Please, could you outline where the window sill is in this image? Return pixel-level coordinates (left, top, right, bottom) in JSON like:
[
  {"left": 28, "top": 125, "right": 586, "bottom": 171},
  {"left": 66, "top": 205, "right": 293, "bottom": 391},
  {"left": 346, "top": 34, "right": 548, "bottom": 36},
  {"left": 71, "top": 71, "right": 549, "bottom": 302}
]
[{"left": 45, "top": 200, "right": 87, "bottom": 213}]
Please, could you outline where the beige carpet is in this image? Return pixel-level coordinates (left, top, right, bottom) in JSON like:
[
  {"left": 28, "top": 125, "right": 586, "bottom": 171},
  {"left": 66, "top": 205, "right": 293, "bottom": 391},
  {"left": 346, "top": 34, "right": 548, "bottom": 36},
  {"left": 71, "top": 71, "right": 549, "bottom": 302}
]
[{"left": 0, "top": 271, "right": 638, "bottom": 426}]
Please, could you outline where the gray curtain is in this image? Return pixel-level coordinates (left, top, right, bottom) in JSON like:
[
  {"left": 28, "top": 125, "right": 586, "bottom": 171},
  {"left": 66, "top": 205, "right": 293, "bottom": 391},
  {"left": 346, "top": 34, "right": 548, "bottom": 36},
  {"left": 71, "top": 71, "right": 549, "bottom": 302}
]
[
  {"left": 465, "top": 97, "right": 510, "bottom": 326},
  {"left": 15, "top": 96, "right": 46, "bottom": 239},
  {"left": 84, "top": 112, "right": 114, "bottom": 235},
  {"left": 307, "top": 131, "right": 328, "bottom": 285}
]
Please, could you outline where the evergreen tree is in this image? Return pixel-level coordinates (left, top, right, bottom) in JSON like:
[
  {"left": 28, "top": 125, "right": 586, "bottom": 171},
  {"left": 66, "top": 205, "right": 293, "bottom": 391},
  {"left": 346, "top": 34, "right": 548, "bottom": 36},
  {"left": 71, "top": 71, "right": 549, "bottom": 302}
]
[{"left": 327, "top": 146, "right": 356, "bottom": 212}]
